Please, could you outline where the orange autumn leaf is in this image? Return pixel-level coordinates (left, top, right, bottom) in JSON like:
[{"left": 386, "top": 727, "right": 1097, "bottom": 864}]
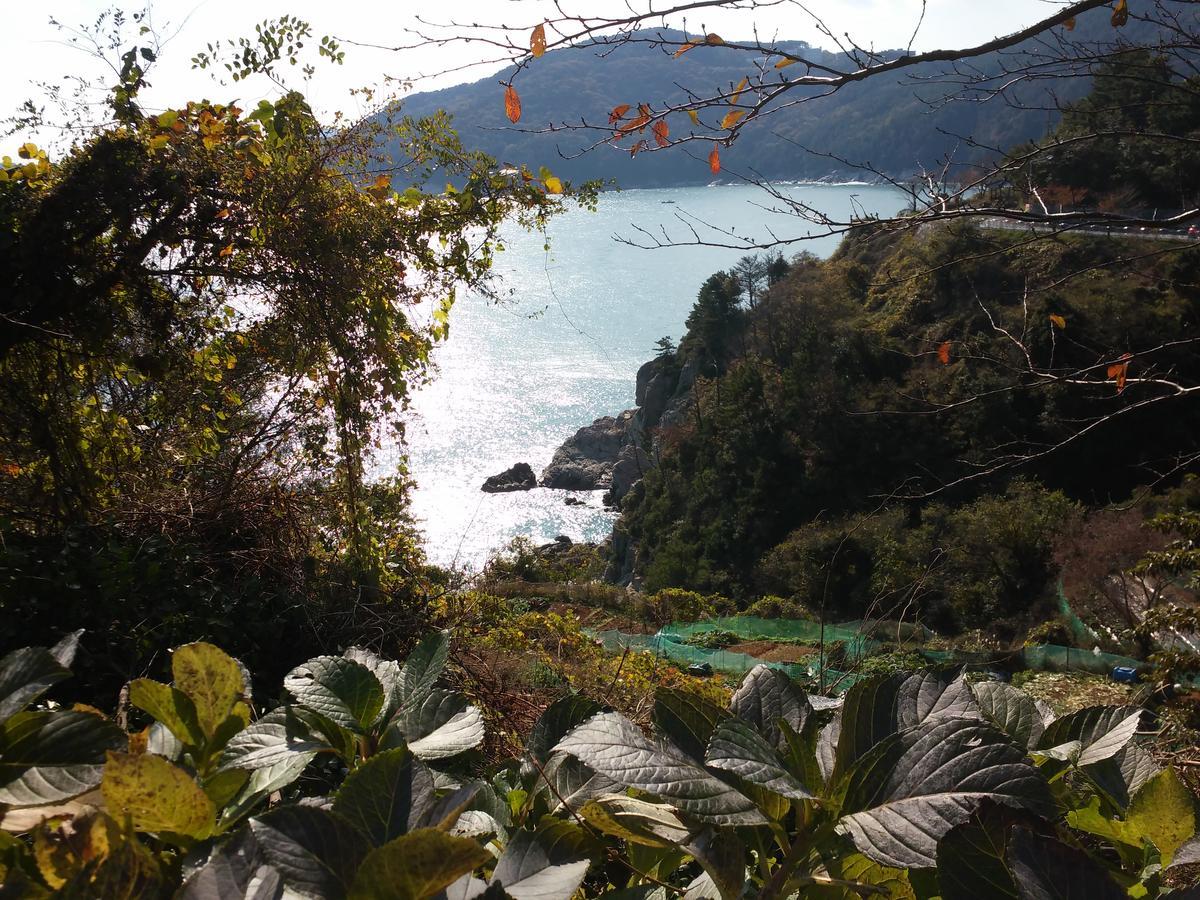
[
  {"left": 729, "top": 77, "right": 748, "bottom": 104},
  {"left": 608, "top": 103, "right": 631, "bottom": 124},
  {"left": 530, "top": 23, "right": 547, "bottom": 57},
  {"left": 1111, "top": 0, "right": 1128, "bottom": 27},
  {"left": 1064, "top": 16, "right": 1076, "bottom": 30},
  {"left": 653, "top": 120, "right": 670, "bottom": 147},
  {"left": 1049, "top": 314, "right": 1066, "bottom": 329},
  {"left": 937, "top": 341, "right": 952, "bottom": 365},
  {"left": 630, "top": 139, "right": 647, "bottom": 157},
  {"left": 219, "top": 244, "right": 234, "bottom": 258},
  {"left": 1, "top": 462, "right": 20, "bottom": 477},
  {"left": 504, "top": 85, "right": 522, "bottom": 123},
  {"left": 1107, "top": 352, "right": 1132, "bottom": 392},
  {"left": 775, "top": 57, "right": 798, "bottom": 69},
  {"left": 708, "top": 143, "right": 720, "bottom": 175},
  {"left": 705, "top": 33, "right": 724, "bottom": 45},
  {"left": 673, "top": 43, "right": 695, "bottom": 58},
  {"left": 721, "top": 109, "right": 746, "bottom": 130}
]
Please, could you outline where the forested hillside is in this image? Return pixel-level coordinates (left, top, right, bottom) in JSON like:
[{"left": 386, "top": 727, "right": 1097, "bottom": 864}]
[{"left": 391, "top": 12, "right": 1154, "bottom": 187}]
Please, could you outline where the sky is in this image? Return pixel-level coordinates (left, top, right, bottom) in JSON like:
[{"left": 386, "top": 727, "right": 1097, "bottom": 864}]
[{"left": 2, "top": 0, "right": 1069, "bottom": 144}]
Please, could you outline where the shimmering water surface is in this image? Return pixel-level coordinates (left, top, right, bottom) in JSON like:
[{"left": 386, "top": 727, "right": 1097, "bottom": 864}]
[{"left": 384, "top": 183, "right": 907, "bottom": 570}]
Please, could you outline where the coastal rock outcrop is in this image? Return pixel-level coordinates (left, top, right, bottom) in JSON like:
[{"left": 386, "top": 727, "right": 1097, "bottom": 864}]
[
  {"left": 481, "top": 462, "right": 537, "bottom": 493},
  {"left": 540, "top": 410, "right": 640, "bottom": 490}
]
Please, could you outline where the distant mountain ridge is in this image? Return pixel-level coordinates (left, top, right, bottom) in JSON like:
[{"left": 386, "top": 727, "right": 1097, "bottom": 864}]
[{"left": 388, "top": 9, "right": 1149, "bottom": 188}]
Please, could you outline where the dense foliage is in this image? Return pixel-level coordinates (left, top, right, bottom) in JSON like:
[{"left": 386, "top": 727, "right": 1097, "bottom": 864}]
[
  {"left": 1, "top": 633, "right": 1196, "bottom": 897},
  {"left": 615, "top": 225, "right": 1200, "bottom": 634},
  {"left": 0, "top": 24, "right": 592, "bottom": 703}
]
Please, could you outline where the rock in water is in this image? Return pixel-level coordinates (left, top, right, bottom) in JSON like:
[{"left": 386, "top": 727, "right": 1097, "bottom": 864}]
[
  {"left": 540, "top": 411, "right": 640, "bottom": 490},
  {"left": 481, "top": 462, "right": 537, "bottom": 493}
]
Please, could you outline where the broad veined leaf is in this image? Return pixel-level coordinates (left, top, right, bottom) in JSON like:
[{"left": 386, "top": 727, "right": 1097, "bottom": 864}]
[
  {"left": 0, "top": 647, "right": 72, "bottom": 722},
  {"left": 504, "top": 85, "right": 522, "bottom": 124},
  {"left": 531, "top": 750, "right": 618, "bottom": 815},
  {"left": 419, "top": 783, "right": 480, "bottom": 832},
  {"left": 220, "top": 709, "right": 328, "bottom": 772},
  {"left": 555, "top": 711, "right": 765, "bottom": 826},
  {"left": 652, "top": 120, "right": 669, "bottom": 148},
  {"left": 490, "top": 817, "right": 593, "bottom": 900},
  {"left": 284, "top": 656, "right": 385, "bottom": 734},
  {"left": 1005, "top": 827, "right": 1125, "bottom": 900},
  {"left": 177, "top": 825, "right": 284, "bottom": 900},
  {"left": 971, "top": 682, "right": 1044, "bottom": 749},
  {"left": 333, "top": 747, "right": 436, "bottom": 848},
  {"left": 48, "top": 630, "right": 83, "bottom": 669},
  {"left": 0, "top": 709, "right": 124, "bottom": 805},
  {"left": 58, "top": 827, "right": 165, "bottom": 898},
  {"left": 579, "top": 794, "right": 690, "bottom": 848},
  {"left": 729, "top": 665, "right": 811, "bottom": 750},
  {"left": 128, "top": 678, "right": 204, "bottom": 749},
  {"left": 1035, "top": 706, "right": 1141, "bottom": 767},
  {"left": 390, "top": 690, "right": 484, "bottom": 760},
  {"left": 344, "top": 648, "right": 401, "bottom": 724},
  {"left": 653, "top": 687, "right": 728, "bottom": 762},
  {"left": 172, "top": 642, "right": 245, "bottom": 741},
  {"left": 250, "top": 805, "right": 369, "bottom": 899},
  {"left": 1068, "top": 768, "right": 1196, "bottom": 866},
  {"left": 349, "top": 828, "right": 489, "bottom": 900},
  {"left": 835, "top": 670, "right": 980, "bottom": 779},
  {"left": 936, "top": 802, "right": 1047, "bottom": 900},
  {"left": 821, "top": 851, "right": 916, "bottom": 899},
  {"left": 102, "top": 751, "right": 215, "bottom": 840},
  {"left": 1082, "top": 742, "right": 1160, "bottom": 810},
  {"left": 683, "top": 828, "right": 745, "bottom": 900},
  {"left": 704, "top": 718, "right": 813, "bottom": 801},
  {"left": 396, "top": 631, "right": 450, "bottom": 711},
  {"left": 523, "top": 695, "right": 604, "bottom": 775},
  {"left": 1171, "top": 834, "right": 1200, "bottom": 869},
  {"left": 837, "top": 719, "right": 1052, "bottom": 868}
]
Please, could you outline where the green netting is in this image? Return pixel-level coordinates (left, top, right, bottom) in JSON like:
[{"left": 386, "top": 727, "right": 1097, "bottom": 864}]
[
  {"left": 1021, "top": 644, "right": 1142, "bottom": 676},
  {"left": 659, "top": 615, "right": 880, "bottom": 663},
  {"left": 592, "top": 625, "right": 865, "bottom": 694},
  {"left": 1057, "top": 581, "right": 1099, "bottom": 646}
]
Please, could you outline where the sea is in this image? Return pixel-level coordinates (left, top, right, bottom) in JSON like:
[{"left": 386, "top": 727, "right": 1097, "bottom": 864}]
[{"left": 377, "top": 183, "right": 908, "bottom": 571}]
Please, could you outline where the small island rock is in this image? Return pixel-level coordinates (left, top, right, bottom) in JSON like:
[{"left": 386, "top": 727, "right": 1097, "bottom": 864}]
[{"left": 481, "top": 462, "right": 537, "bottom": 493}]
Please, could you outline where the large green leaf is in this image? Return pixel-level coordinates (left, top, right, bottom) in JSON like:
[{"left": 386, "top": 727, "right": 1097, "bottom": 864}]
[
  {"left": 0, "top": 647, "right": 72, "bottom": 722},
  {"left": 682, "top": 828, "right": 745, "bottom": 900},
  {"left": 971, "top": 682, "right": 1045, "bottom": 749},
  {"left": 704, "top": 718, "right": 813, "bottom": 801},
  {"left": 837, "top": 718, "right": 1052, "bottom": 868},
  {"left": 555, "top": 711, "right": 765, "bottom": 826},
  {"left": 490, "top": 818, "right": 593, "bottom": 900},
  {"left": 177, "top": 826, "right": 284, "bottom": 899},
  {"left": 284, "top": 657, "right": 385, "bottom": 735},
  {"left": 531, "top": 750, "right": 618, "bottom": 815},
  {"left": 1035, "top": 706, "right": 1141, "bottom": 767},
  {"left": 578, "top": 794, "right": 690, "bottom": 848},
  {"left": 936, "top": 803, "right": 1047, "bottom": 900},
  {"left": 348, "top": 828, "right": 489, "bottom": 900},
  {"left": 344, "top": 648, "right": 402, "bottom": 725},
  {"left": 835, "top": 670, "right": 980, "bottom": 779},
  {"left": 332, "top": 747, "right": 435, "bottom": 847},
  {"left": 522, "top": 695, "right": 604, "bottom": 774},
  {"left": 0, "top": 710, "right": 124, "bottom": 805},
  {"left": 653, "top": 687, "right": 728, "bottom": 762},
  {"left": 1068, "top": 768, "right": 1196, "bottom": 866},
  {"left": 102, "top": 751, "right": 216, "bottom": 840},
  {"left": 1082, "top": 743, "right": 1160, "bottom": 810},
  {"left": 1005, "top": 827, "right": 1125, "bottom": 900},
  {"left": 250, "top": 805, "right": 370, "bottom": 898},
  {"left": 388, "top": 690, "right": 484, "bottom": 760},
  {"left": 728, "top": 665, "right": 812, "bottom": 750},
  {"left": 396, "top": 632, "right": 450, "bottom": 711},
  {"left": 128, "top": 678, "right": 204, "bottom": 749},
  {"left": 220, "top": 709, "right": 328, "bottom": 771},
  {"left": 172, "top": 642, "right": 245, "bottom": 741}
]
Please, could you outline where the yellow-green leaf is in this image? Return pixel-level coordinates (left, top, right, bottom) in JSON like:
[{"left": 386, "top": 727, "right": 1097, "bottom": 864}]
[
  {"left": 687, "top": 109, "right": 700, "bottom": 125},
  {"left": 1125, "top": 768, "right": 1195, "bottom": 864},
  {"left": 348, "top": 829, "right": 489, "bottom": 900},
  {"left": 102, "top": 752, "right": 215, "bottom": 840},
  {"left": 172, "top": 642, "right": 243, "bottom": 740},
  {"left": 128, "top": 678, "right": 203, "bottom": 748},
  {"left": 729, "top": 77, "right": 748, "bottom": 104},
  {"left": 544, "top": 176, "right": 564, "bottom": 194},
  {"left": 34, "top": 810, "right": 122, "bottom": 889}
]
